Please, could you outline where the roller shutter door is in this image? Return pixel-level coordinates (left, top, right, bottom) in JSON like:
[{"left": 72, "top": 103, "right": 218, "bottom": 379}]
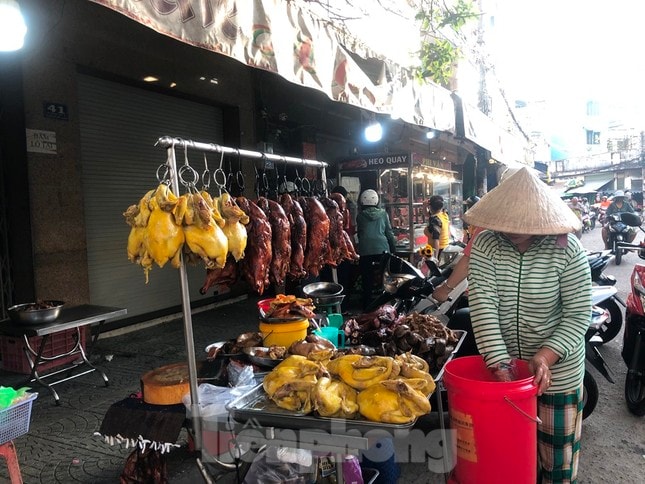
[{"left": 78, "top": 74, "right": 224, "bottom": 318}]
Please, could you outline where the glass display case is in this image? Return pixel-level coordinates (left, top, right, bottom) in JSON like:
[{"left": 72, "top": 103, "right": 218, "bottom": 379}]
[
  {"left": 338, "top": 151, "right": 462, "bottom": 255},
  {"left": 379, "top": 167, "right": 462, "bottom": 254}
]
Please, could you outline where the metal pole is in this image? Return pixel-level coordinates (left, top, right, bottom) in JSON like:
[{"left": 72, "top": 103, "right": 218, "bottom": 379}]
[
  {"left": 167, "top": 145, "right": 203, "bottom": 451},
  {"left": 157, "top": 136, "right": 327, "bottom": 169}
]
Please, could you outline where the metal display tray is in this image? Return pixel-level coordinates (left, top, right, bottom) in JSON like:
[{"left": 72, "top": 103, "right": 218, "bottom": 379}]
[
  {"left": 226, "top": 330, "right": 465, "bottom": 433},
  {"left": 432, "top": 329, "right": 466, "bottom": 382},
  {"left": 226, "top": 384, "right": 416, "bottom": 433}
]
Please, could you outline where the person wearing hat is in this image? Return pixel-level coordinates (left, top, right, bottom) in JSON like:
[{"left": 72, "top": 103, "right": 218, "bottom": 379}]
[
  {"left": 601, "top": 189, "right": 636, "bottom": 249},
  {"left": 424, "top": 195, "right": 450, "bottom": 256},
  {"left": 463, "top": 167, "right": 591, "bottom": 483},
  {"left": 356, "top": 189, "right": 397, "bottom": 309}
]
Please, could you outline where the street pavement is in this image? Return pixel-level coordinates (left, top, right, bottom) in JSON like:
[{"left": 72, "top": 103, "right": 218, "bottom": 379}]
[{"left": 0, "top": 226, "right": 643, "bottom": 483}]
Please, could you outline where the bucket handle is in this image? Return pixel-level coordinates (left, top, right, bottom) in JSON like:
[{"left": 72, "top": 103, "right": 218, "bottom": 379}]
[{"left": 504, "top": 396, "right": 542, "bottom": 424}]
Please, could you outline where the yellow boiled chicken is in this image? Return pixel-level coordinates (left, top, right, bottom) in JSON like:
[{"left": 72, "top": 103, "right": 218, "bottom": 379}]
[
  {"left": 123, "top": 189, "right": 155, "bottom": 228},
  {"left": 263, "top": 355, "right": 325, "bottom": 413},
  {"left": 183, "top": 192, "right": 228, "bottom": 269},
  {"left": 200, "top": 191, "right": 225, "bottom": 227},
  {"left": 357, "top": 379, "right": 431, "bottom": 424},
  {"left": 395, "top": 352, "right": 436, "bottom": 396},
  {"left": 144, "top": 184, "right": 185, "bottom": 270},
  {"left": 327, "top": 355, "right": 401, "bottom": 390},
  {"left": 314, "top": 376, "right": 359, "bottom": 418},
  {"left": 217, "top": 192, "right": 249, "bottom": 261},
  {"left": 124, "top": 189, "right": 158, "bottom": 282}
]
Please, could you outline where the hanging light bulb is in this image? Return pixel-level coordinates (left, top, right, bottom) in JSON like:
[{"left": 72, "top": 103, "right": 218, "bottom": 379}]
[
  {"left": 0, "top": 0, "right": 27, "bottom": 52},
  {"left": 364, "top": 114, "right": 383, "bottom": 143}
]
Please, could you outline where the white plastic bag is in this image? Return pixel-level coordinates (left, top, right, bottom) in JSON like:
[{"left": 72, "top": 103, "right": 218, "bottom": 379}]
[{"left": 183, "top": 382, "right": 255, "bottom": 418}]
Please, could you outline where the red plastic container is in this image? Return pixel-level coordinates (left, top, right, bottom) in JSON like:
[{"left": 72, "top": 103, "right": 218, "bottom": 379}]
[
  {"left": 0, "top": 327, "right": 87, "bottom": 374},
  {"left": 443, "top": 356, "right": 538, "bottom": 484}
]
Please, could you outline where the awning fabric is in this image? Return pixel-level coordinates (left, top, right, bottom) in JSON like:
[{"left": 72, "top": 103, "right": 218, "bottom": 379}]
[
  {"left": 459, "top": 100, "right": 529, "bottom": 164},
  {"left": 89, "top": 0, "right": 456, "bottom": 133},
  {"left": 566, "top": 176, "right": 613, "bottom": 194}
]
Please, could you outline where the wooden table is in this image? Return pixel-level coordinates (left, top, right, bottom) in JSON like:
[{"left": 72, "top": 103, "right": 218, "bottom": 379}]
[{"left": 0, "top": 305, "right": 127, "bottom": 404}]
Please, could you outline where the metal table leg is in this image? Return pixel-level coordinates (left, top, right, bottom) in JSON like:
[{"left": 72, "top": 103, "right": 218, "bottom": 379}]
[{"left": 21, "top": 326, "right": 109, "bottom": 404}]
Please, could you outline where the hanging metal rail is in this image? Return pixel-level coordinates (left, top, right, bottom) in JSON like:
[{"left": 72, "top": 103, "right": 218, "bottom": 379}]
[{"left": 156, "top": 136, "right": 328, "bottom": 452}]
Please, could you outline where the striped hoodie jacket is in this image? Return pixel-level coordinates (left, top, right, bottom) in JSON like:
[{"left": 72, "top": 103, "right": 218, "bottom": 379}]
[{"left": 468, "top": 231, "right": 591, "bottom": 393}]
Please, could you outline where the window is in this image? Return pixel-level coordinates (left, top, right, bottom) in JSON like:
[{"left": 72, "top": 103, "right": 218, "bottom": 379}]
[{"left": 586, "top": 130, "right": 600, "bottom": 145}]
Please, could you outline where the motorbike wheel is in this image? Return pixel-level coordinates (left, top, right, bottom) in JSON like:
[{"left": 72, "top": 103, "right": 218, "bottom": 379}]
[
  {"left": 625, "top": 369, "right": 645, "bottom": 416},
  {"left": 583, "top": 370, "right": 599, "bottom": 419},
  {"left": 615, "top": 247, "right": 623, "bottom": 265},
  {"left": 590, "top": 219, "right": 596, "bottom": 230},
  {"left": 596, "top": 299, "right": 623, "bottom": 344}
]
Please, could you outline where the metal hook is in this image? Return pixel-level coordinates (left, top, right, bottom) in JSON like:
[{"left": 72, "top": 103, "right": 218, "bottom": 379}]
[
  {"left": 183, "top": 144, "right": 190, "bottom": 166},
  {"left": 201, "top": 153, "right": 211, "bottom": 190}
]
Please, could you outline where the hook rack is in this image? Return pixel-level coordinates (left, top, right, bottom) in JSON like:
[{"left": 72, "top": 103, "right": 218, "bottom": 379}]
[{"left": 155, "top": 135, "right": 329, "bottom": 452}]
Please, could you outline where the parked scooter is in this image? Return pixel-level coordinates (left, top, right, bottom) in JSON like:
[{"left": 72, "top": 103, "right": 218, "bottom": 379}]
[
  {"left": 622, "top": 262, "right": 645, "bottom": 416},
  {"left": 366, "top": 252, "right": 464, "bottom": 316},
  {"left": 583, "top": 287, "right": 618, "bottom": 419}
]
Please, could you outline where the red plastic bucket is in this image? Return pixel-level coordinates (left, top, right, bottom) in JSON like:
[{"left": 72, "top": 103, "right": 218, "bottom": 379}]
[{"left": 443, "top": 356, "right": 538, "bottom": 484}]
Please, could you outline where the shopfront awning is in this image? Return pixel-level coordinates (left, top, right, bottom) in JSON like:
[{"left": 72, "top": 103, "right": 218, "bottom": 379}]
[
  {"left": 566, "top": 176, "right": 614, "bottom": 194},
  {"left": 89, "top": 0, "right": 456, "bottom": 134}
]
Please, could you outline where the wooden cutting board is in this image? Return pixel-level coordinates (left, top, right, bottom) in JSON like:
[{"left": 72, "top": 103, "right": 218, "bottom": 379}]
[{"left": 141, "top": 362, "right": 191, "bottom": 405}]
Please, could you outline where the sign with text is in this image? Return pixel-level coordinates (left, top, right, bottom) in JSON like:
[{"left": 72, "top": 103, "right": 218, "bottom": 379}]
[
  {"left": 43, "top": 102, "right": 69, "bottom": 121},
  {"left": 26, "top": 129, "right": 57, "bottom": 154},
  {"left": 339, "top": 152, "right": 410, "bottom": 171}
]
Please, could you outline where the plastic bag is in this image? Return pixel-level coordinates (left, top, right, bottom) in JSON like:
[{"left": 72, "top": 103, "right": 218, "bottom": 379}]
[
  {"left": 182, "top": 381, "right": 255, "bottom": 418},
  {"left": 243, "top": 447, "right": 311, "bottom": 484},
  {"left": 490, "top": 359, "right": 519, "bottom": 382},
  {"left": 227, "top": 360, "right": 256, "bottom": 387}
]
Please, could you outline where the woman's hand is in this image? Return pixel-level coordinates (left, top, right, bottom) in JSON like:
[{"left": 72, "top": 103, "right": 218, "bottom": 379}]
[
  {"left": 432, "top": 282, "right": 451, "bottom": 303},
  {"left": 529, "top": 348, "right": 560, "bottom": 396}
]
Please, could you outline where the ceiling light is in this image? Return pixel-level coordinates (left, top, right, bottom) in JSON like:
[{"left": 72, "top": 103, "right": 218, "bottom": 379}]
[
  {"left": 169, "top": 82, "right": 177, "bottom": 88},
  {"left": 0, "top": 0, "right": 27, "bottom": 52},
  {"left": 364, "top": 120, "right": 383, "bottom": 142},
  {"left": 209, "top": 78, "right": 219, "bottom": 84},
  {"left": 143, "top": 76, "right": 159, "bottom": 82}
]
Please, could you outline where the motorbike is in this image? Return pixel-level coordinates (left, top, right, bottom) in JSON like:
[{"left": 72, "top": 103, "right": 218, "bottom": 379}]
[
  {"left": 622, "top": 260, "right": 645, "bottom": 416},
  {"left": 582, "top": 210, "right": 593, "bottom": 233},
  {"left": 606, "top": 211, "right": 641, "bottom": 265},
  {"left": 366, "top": 251, "right": 463, "bottom": 316},
  {"left": 583, "top": 287, "right": 618, "bottom": 419},
  {"left": 588, "top": 208, "right": 597, "bottom": 230},
  {"left": 586, "top": 248, "right": 625, "bottom": 344}
]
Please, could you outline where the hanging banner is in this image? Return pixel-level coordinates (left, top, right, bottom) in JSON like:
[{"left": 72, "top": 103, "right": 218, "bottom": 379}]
[{"left": 90, "top": 0, "right": 456, "bottom": 134}]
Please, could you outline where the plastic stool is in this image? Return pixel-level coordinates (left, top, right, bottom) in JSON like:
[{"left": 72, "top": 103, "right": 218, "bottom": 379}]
[{"left": 0, "top": 441, "right": 23, "bottom": 483}]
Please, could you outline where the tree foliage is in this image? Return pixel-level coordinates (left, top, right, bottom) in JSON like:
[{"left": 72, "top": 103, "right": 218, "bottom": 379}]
[{"left": 415, "top": 0, "right": 478, "bottom": 87}]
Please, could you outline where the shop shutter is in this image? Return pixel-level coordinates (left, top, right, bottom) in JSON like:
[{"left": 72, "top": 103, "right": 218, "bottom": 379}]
[{"left": 77, "top": 74, "right": 224, "bottom": 318}]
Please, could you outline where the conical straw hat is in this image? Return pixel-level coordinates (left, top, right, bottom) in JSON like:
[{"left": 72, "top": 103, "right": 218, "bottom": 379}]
[{"left": 462, "top": 167, "right": 581, "bottom": 235}]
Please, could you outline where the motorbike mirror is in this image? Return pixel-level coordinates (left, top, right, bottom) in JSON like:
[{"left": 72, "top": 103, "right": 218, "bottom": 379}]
[
  {"left": 386, "top": 253, "right": 424, "bottom": 279},
  {"left": 424, "top": 259, "right": 442, "bottom": 277},
  {"left": 620, "top": 212, "right": 642, "bottom": 227}
]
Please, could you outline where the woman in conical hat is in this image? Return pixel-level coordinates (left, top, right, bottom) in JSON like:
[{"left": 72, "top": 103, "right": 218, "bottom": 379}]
[{"left": 464, "top": 167, "right": 590, "bottom": 483}]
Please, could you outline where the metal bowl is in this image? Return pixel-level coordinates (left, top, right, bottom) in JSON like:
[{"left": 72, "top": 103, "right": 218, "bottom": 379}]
[
  {"left": 302, "top": 282, "right": 343, "bottom": 298},
  {"left": 8, "top": 301, "right": 65, "bottom": 325},
  {"left": 310, "top": 294, "right": 345, "bottom": 308},
  {"left": 242, "top": 347, "right": 285, "bottom": 368}
]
